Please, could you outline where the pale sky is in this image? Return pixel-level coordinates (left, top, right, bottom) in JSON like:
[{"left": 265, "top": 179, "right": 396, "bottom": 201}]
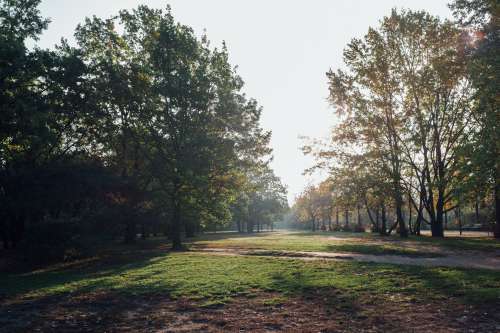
[{"left": 36, "top": 0, "right": 453, "bottom": 203}]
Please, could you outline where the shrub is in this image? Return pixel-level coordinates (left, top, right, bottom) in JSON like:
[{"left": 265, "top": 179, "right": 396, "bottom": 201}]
[
  {"left": 353, "top": 225, "right": 366, "bottom": 233},
  {"left": 20, "top": 221, "right": 85, "bottom": 264},
  {"left": 329, "top": 225, "right": 343, "bottom": 232}
]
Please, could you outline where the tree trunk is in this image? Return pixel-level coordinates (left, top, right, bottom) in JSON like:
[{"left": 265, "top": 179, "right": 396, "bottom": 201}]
[
  {"left": 475, "top": 195, "right": 480, "bottom": 225},
  {"left": 457, "top": 205, "right": 463, "bottom": 236},
  {"left": 408, "top": 195, "right": 413, "bottom": 234},
  {"left": 395, "top": 194, "right": 408, "bottom": 237},
  {"left": 185, "top": 221, "right": 195, "bottom": 238},
  {"left": 432, "top": 191, "right": 445, "bottom": 238},
  {"left": 444, "top": 210, "right": 448, "bottom": 231},
  {"left": 141, "top": 221, "right": 147, "bottom": 240},
  {"left": 415, "top": 195, "right": 423, "bottom": 236},
  {"left": 171, "top": 199, "right": 183, "bottom": 250},
  {"left": 380, "top": 203, "right": 387, "bottom": 236},
  {"left": 494, "top": 179, "right": 500, "bottom": 238},
  {"left": 247, "top": 219, "right": 253, "bottom": 233},
  {"left": 125, "top": 217, "right": 136, "bottom": 244},
  {"left": 344, "top": 209, "right": 349, "bottom": 227},
  {"left": 357, "top": 204, "right": 362, "bottom": 226},
  {"left": 336, "top": 208, "right": 339, "bottom": 227},
  {"left": 2, "top": 221, "right": 9, "bottom": 249},
  {"left": 366, "top": 202, "right": 377, "bottom": 232}
]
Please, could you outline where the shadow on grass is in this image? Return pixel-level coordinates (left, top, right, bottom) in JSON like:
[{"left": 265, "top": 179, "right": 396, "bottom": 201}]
[
  {"left": 324, "top": 244, "right": 443, "bottom": 257},
  {"left": 0, "top": 251, "right": 173, "bottom": 299},
  {"left": 1, "top": 237, "right": 498, "bottom": 324},
  {"left": 287, "top": 231, "right": 374, "bottom": 239},
  {"left": 353, "top": 261, "right": 500, "bottom": 305},
  {"left": 268, "top": 269, "right": 360, "bottom": 313},
  {"left": 0, "top": 287, "right": 184, "bottom": 333},
  {"left": 185, "top": 231, "right": 278, "bottom": 243},
  {"left": 403, "top": 264, "right": 500, "bottom": 303},
  {"left": 409, "top": 235, "right": 500, "bottom": 252}
]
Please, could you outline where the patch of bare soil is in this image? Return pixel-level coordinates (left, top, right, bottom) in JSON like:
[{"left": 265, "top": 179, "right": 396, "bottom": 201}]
[
  {"left": 0, "top": 290, "right": 498, "bottom": 332},
  {"left": 193, "top": 248, "right": 500, "bottom": 271}
]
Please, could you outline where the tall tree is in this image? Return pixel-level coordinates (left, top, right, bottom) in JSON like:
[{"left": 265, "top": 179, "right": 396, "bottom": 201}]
[
  {"left": 325, "top": 9, "right": 473, "bottom": 237},
  {"left": 450, "top": 0, "right": 500, "bottom": 237}
]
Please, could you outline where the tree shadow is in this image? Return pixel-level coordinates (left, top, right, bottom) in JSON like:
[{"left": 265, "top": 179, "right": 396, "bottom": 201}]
[
  {"left": 268, "top": 269, "right": 360, "bottom": 314},
  {"left": 0, "top": 250, "right": 174, "bottom": 299}
]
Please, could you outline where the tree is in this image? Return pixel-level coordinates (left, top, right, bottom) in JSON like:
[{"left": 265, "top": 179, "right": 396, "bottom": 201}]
[
  {"left": 1, "top": 1, "right": 286, "bottom": 257},
  {"left": 74, "top": 6, "right": 281, "bottom": 249},
  {"left": 325, "top": 9, "right": 473, "bottom": 237},
  {"left": 450, "top": 0, "right": 500, "bottom": 237},
  {"left": 294, "top": 185, "right": 323, "bottom": 231},
  {"left": 0, "top": 0, "right": 95, "bottom": 248}
]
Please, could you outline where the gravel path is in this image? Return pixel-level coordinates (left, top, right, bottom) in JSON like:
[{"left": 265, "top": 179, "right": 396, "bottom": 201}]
[{"left": 192, "top": 248, "right": 500, "bottom": 271}]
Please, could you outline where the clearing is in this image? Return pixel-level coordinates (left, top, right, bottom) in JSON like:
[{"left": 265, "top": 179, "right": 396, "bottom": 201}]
[{"left": 1, "top": 231, "right": 499, "bottom": 332}]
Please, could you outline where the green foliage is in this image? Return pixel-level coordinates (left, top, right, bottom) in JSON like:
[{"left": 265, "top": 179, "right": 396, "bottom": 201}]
[
  {"left": 0, "top": 0, "right": 285, "bottom": 255},
  {"left": 450, "top": 0, "right": 500, "bottom": 236}
]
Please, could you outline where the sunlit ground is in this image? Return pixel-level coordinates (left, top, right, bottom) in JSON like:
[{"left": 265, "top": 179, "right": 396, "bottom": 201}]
[{"left": 1, "top": 231, "right": 499, "bottom": 332}]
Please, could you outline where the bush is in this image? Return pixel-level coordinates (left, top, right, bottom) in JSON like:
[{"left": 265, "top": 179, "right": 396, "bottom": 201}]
[
  {"left": 339, "top": 224, "right": 366, "bottom": 232},
  {"left": 329, "top": 224, "right": 343, "bottom": 232},
  {"left": 20, "top": 221, "right": 85, "bottom": 264},
  {"left": 353, "top": 225, "right": 366, "bottom": 233},
  {"left": 340, "top": 224, "right": 354, "bottom": 232}
]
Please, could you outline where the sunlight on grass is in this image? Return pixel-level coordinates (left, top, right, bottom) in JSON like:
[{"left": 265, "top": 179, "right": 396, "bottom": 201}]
[
  {"left": 186, "top": 231, "right": 477, "bottom": 257},
  {"left": 2, "top": 251, "right": 499, "bottom": 306}
]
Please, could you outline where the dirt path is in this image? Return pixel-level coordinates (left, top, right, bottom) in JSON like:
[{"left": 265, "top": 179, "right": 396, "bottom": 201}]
[
  {"left": 3, "top": 290, "right": 498, "bottom": 333},
  {"left": 192, "top": 248, "right": 500, "bottom": 271}
]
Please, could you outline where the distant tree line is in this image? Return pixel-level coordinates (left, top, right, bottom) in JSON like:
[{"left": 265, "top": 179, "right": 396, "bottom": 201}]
[
  {"left": 298, "top": 0, "right": 499, "bottom": 238},
  {"left": 0, "top": 0, "right": 287, "bottom": 261}
]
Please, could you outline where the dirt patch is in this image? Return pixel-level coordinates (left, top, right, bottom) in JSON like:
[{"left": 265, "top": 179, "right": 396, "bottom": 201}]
[
  {"left": 1, "top": 290, "right": 498, "bottom": 332},
  {"left": 192, "top": 248, "right": 500, "bottom": 271}
]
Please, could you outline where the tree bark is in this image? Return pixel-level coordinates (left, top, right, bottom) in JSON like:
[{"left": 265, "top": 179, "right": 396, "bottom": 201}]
[
  {"left": 380, "top": 203, "right": 387, "bottom": 235},
  {"left": 357, "top": 204, "right": 362, "bottom": 226},
  {"left": 475, "top": 195, "right": 480, "bottom": 225},
  {"left": 141, "top": 221, "right": 147, "bottom": 240},
  {"left": 432, "top": 190, "right": 445, "bottom": 237},
  {"left": 444, "top": 210, "right": 448, "bottom": 231},
  {"left": 125, "top": 217, "right": 136, "bottom": 244},
  {"left": 494, "top": 179, "right": 500, "bottom": 238},
  {"left": 170, "top": 198, "right": 183, "bottom": 250},
  {"left": 185, "top": 221, "right": 195, "bottom": 238},
  {"left": 336, "top": 208, "right": 339, "bottom": 227}
]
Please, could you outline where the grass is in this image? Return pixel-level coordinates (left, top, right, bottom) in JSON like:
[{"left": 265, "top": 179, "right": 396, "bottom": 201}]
[
  {"left": 187, "top": 231, "right": 497, "bottom": 257},
  {"left": 409, "top": 234, "right": 500, "bottom": 252},
  {"left": 1, "top": 249, "right": 499, "bottom": 307},
  {"left": 2, "top": 231, "right": 498, "bottom": 332}
]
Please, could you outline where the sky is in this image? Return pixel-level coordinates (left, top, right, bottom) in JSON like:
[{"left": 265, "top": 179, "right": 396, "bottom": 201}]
[{"left": 36, "top": 0, "right": 453, "bottom": 203}]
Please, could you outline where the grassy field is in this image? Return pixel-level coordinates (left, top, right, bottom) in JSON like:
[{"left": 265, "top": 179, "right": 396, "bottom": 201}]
[
  {"left": 1, "top": 231, "right": 499, "bottom": 332},
  {"left": 187, "top": 230, "right": 500, "bottom": 255}
]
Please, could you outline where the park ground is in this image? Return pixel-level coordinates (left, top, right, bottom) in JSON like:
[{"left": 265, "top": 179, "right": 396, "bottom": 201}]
[{"left": 1, "top": 231, "right": 499, "bottom": 332}]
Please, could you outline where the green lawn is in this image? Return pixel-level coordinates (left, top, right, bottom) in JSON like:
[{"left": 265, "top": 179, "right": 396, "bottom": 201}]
[
  {"left": 2, "top": 244, "right": 499, "bottom": 307},
  {"left": 409, "top": 234, "right": 500, "bottom": 252},
  {"left": 187, "top": 230, "right": 500, "bottom": 256},
  {"left": 2, "top": 231, "right": 499, "bottom": 332}
]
